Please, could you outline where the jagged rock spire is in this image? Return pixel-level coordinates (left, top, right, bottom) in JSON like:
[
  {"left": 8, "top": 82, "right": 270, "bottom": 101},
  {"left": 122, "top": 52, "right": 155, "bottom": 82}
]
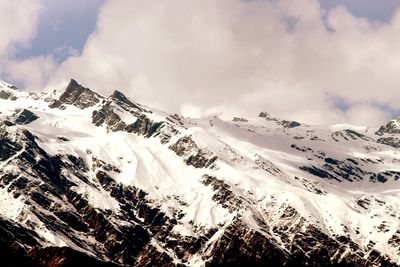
[
  {"left": 59, "top": 79, "right": 102, "bottom": 109},
  {"left": 50, "top": 79, "right": 102, "bottom": 109}
]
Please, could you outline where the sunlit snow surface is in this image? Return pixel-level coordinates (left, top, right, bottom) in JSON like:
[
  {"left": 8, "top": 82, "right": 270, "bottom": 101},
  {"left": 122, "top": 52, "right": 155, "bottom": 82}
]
[{"left": 0, "top": 80, "right": 399, "bottom": 265}]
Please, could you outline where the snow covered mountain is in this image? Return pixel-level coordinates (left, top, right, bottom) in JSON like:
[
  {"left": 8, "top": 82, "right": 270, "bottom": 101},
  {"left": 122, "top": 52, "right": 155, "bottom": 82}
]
[{"left": 0, "top": 79, "right": 399, "bottom": 266}]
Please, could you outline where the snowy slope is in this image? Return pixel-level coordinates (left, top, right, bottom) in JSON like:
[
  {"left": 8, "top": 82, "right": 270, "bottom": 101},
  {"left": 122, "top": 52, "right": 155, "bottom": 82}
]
[{"left": 0, "top": 79, "right": 399, "bottom": 266}]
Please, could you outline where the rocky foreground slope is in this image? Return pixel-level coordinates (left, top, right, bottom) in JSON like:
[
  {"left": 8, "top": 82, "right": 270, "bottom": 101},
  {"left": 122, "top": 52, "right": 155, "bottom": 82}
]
[{"left": 0, "top": 79, "right": 399, "bottom": 266}]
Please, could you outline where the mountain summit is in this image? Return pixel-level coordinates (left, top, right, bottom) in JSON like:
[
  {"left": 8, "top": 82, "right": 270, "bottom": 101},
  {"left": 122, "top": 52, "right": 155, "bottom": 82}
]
[{"left": 0, "top": 79, "right": 399, "bottom": 266}]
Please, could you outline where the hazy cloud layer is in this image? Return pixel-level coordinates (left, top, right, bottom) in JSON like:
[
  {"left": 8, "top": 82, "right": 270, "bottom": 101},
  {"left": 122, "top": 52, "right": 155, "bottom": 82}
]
[
  {"left": 2, "top": 0, "right": 400, "bottom": 126},
  {"left": 0, "top": 0, "right": 42, "bottom": 57}
]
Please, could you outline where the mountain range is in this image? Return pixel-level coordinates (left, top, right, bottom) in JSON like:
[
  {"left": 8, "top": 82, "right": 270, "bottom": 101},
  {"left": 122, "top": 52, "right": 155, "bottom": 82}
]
[{"left": 0, "top": 79, "right": 399, "bottom": 266}]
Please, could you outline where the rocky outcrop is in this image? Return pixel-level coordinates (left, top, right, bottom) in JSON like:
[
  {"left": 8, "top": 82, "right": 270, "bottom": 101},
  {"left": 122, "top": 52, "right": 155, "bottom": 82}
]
[
  {"left": 27, "top": 247, "right": 119, "bottom": 267},
  {"left": 232, "top": 117, "right": 248, "bottom": 123},
  {"left": 258, "top": 111, "right": 301, "bottom": 128},
  {"left": 125, "top": 114, "right": 153, "bottom": 135},
  {"left": 0, "top": 90, "right": 17, "bottom": 101},
  {"left": 0, "top": 216, "right": 121, "bottom": 267},
  {"left": 376, "top": 119, "right": 400, "bottom": 135},
  {"left": 377, "top": 137, "right": 400, "bottom": 148},
  {"left": 332, "top": 129, "right": 374, "bottom": 142},
  {"left": 125, "top": 114, "right": 163, "bottom": 137},
  {"left": 205, "top": 219, "right": 288, "bottom": 267},
  {"left": 110, "top": 90, "right": 144, "bottom": 114},
  {"left": 1, "top": 81, "right": 400, "bottom": 267},
  {"left": 281, "top": 120, "right": 301, "bottom": 128},
  {"left": 14, "top": 109, "right": 39, "bottom": 125},
  {"left": 201, "top": 175, "right": 245, "bottom": 212},
  {"left": 0, "top": 122, "right": 398, "bottom": 267},
  {"left": 169, "top": 135, "right": 218, "bottom": 168},
  {"left": 136, "top": 245, "right": 176, "bottom": 267},
  {"left": 258, "top": 111, "right": 275, "bottom": 120},
  {"left": 51, "top": 79, "right": 102, "bottom": 109},
  {"left": 92, "top": 104, "right": 126, "bottom": 132},
  {"left": 0, "top": 127, "right": 23, "bottom": 161}
]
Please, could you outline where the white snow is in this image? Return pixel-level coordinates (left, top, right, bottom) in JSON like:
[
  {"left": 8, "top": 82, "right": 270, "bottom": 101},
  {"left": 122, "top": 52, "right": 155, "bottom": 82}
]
[{"left": 0, "top": 80, "right": 399, "bottom": 264}]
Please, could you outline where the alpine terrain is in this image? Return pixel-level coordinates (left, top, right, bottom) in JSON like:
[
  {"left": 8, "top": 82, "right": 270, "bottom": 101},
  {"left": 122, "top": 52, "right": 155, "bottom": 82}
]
[{"left": 0, "top": 79, "right": 399, "bottom": 266}]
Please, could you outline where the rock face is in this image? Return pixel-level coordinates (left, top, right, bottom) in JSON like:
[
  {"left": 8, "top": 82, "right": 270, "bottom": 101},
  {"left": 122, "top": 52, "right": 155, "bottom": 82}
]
[
  {"left": 377, "top": 137, "right": 400, "bottom": 148},
  {"left": 92, "top": 104, "right": 127, "bottom": 132},
  {"left": 375, "top": 119, "right": 400, "bottom": 135},
  {"left": 110, "top": 90, "right": 144, "bottom": 113},
  {"left": 0, "top": 79, "right": 399, "bottom": 266},
  {"left": 258, "top": 111, "right": 301, "bottom": 128},
  {"left": 169, "top": 136, "right": 218, "bottom": 169},
  {"left": 374, "top": 118, "right": 400, "bottom": 148},
  {"left": 0, "top": 90, "right": 16, "bottom": 100},
  {"left": 50, "top": 79, "right": 102, "bottom": 109},
  {"left": 14, "top": 109, "right": 39, "bottom": 125}
]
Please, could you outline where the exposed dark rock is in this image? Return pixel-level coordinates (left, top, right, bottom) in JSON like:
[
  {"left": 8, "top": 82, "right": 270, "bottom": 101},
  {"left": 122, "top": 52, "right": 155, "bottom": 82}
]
[
  {"left": 58, "top": 79, "right": 102, "bottom": 109},
  {"left": 291, "top": 144, "right": 313, "bottom": 153},
  {"left": 57, "top": 136, "right": 70, "bottom": 142},
  {"left": 377, "top": 137, "right": 400, "bottom": 148},
  {"left": 137, "top": 245, "right": 175, "bottom": 267},
  {"left": 370, "top": 171, "right": 400, "bottom": 183},
  {"left": 15, "top": 109, "right": 39, "bottom": 125},
  {"left": 324, "top": 157, "right": 339, "bottom": 165},
  {"left": 332, "top": 129, "right": 373, "bottom": 142},
  {"left": 110, "top": 90, "right": 143, "bottom": 113},
  {"left": 281, "top": 120, "right": 301, "bottom": 128},
  {"left": 233, "top": 117, "right": 248, "bottom": 123},
  {"left": 300, "top": 166, "right": 337, "bottom": 180},
  {"left": 0, "top": 90, "right": 13, "bottom": 100},
  {"left": 125, "top": 114, "right": 153, "bottom": 136},
  {"left": 27, "top": 247, "right": 119, "bottom": 267},
  {"left": 169, "top": 135, "right": 218, "bottom": 168},
  {"left": 2, "top": 120, "right": 15, "bottom": 127},
  {"left": 258, "top": 111, "right": 276, "bottom": 121},
  {"left": 0, "top": 136, "right": 23, "bottom": 161},
  {"left": 258, "top": 112, "right": 301, "bottom": 128},
  {"left": 92, "top": 104, "right": 126, "bottom": 132},
  {"left": 376, "top": 119, "right": 400, "bottom": 135},
  {"left": 0, "top": 124, "right": 397, "bottom": 267},
  {"left": 0, "top": 217, "right": 42, "bottom": 267},
  {"left": 126, "top": 116, "right": 175, "bottom": 143},
  {"left": 48, "top": 100, "right": 65, "bottom": 109},
  {"left": 205, "top": 218, "right": 288, "bottom": 267},
  {"left": 1, "top": 83, "right": 399, "bottom": 267},
  {"left": 54, "top": 210, "right": 89, "bottom": 232},
  {"left": 202, "top": 175, "right": 245, "bottom": 212},
  {"left": 300, "top": 156, "right": 371, "bottom": 182}
]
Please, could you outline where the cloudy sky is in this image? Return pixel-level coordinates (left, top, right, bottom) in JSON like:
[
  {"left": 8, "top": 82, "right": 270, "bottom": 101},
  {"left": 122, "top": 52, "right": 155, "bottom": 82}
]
[{"left": 1, "top": 0, "right": 400, "bottom": 126}]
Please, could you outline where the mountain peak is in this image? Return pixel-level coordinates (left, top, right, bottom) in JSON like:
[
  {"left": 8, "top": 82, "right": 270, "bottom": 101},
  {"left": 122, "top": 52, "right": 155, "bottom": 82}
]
[
  {"left": 258, "top": 111, "right": 301, "bottom": 128},
  {"left": 376, "top": 118, "right": 400, "bottom": 135},
  {"left": 110, "top": 90, "right": 130, "bottom": 103},
  {"left": 1, "top": 78, "right": 399, "bottom": 266},
  {"left": 258, "top": 111, "right": 277, "bottom": 121},
  {"left": 51, "top": 79, "right": 102, "bottom": 109},
  {"left": 109, "top": 90, "right": 143, "bottom": 111}
]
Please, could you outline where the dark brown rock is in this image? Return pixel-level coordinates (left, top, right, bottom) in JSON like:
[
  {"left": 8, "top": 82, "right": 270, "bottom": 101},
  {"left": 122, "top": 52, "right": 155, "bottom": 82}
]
[{"left": 58, "top": 79, "right": 102, "bottom": 109}]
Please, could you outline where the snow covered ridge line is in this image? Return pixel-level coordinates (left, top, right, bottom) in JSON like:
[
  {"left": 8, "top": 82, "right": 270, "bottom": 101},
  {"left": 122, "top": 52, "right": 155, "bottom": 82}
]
[{"left": 0, "top": 78, "right": 399, "bottom": 266}]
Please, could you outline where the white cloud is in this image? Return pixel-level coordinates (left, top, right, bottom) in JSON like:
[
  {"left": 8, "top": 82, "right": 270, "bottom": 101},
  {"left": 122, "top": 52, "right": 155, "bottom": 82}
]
[
  {"left": 180, "top": 103, "right": 203, "bottom": 119},
  {"left": 4, "top": 55, "right": 56, "bottom": 90},
  {"left": 0, "top": 0, "right": 46, "bottom": 88},
  {"left": 345, "top": 104, "right": 390, "bottom": 127},
  {"left": 0, "top": 0, "right": 42, "bottom": 57},
  {"left": 5, "top": 0, "right": 400, "bottom": 126}
]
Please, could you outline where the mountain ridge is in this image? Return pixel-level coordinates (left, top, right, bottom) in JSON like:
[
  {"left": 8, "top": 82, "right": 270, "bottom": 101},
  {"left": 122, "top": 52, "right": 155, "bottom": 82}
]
[{"left": 0, "top": 78, "right": 399, "bottom": 266}]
